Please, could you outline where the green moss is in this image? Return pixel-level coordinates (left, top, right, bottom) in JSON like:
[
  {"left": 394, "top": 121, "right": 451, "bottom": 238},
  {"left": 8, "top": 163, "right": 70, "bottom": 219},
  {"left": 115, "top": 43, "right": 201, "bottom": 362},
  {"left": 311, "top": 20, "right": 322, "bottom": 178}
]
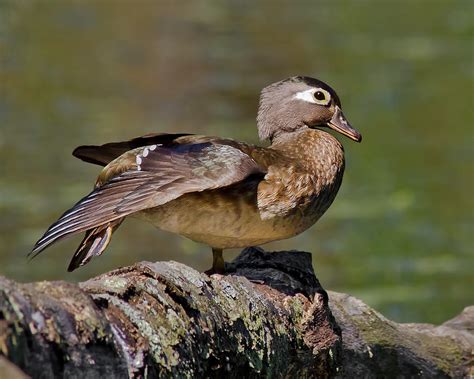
[{"left": 341, "top": 299, "right": 466, "bottom": 376}]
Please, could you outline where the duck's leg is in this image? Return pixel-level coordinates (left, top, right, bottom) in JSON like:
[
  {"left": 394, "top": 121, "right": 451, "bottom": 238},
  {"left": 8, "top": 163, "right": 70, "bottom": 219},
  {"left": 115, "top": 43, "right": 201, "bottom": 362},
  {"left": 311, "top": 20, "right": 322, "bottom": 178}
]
[{"left": 205, "top": 248, "right": 225, "bottom": 275}]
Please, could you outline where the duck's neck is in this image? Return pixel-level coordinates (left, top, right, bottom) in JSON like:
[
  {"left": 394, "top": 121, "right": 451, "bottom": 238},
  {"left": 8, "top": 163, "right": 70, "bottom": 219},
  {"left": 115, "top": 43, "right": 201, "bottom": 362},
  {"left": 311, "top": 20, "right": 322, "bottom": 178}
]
[{"left": 270, "top": 128, "right": 345, "bottom": 176}]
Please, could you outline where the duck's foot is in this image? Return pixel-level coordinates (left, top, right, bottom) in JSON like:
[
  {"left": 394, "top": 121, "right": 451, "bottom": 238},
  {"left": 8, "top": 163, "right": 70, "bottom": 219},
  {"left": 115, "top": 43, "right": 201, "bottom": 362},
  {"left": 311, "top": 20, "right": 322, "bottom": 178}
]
[{"left": 204, "top": 248, "right": 226, "bottom": 276}]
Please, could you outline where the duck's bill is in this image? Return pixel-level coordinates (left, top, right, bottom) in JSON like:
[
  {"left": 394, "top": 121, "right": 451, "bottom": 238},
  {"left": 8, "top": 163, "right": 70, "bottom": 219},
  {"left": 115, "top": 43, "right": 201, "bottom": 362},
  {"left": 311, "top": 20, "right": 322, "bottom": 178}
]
[{"left": 327, "top": 106, "right": 362, "bottom": 142}]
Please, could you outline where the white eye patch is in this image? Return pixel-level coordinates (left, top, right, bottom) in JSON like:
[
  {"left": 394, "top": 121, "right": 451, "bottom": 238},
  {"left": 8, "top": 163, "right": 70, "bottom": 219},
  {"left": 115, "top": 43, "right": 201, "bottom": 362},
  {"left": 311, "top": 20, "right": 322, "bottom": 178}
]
[{"left": 293, "top": 88, "right": 331, "bottom": 106}]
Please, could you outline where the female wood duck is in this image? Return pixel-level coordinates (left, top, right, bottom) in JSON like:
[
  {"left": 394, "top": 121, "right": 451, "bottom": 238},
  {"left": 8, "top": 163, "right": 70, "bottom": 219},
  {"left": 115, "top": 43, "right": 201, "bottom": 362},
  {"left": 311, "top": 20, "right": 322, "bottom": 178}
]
[{"left": 30, "top": 76, "right": 361, "bottom": 273}]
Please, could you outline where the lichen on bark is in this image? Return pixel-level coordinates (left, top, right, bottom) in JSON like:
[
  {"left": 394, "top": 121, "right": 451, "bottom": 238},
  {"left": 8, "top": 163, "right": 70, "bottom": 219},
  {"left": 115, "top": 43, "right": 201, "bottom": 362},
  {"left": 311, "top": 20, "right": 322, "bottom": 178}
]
[{"left": 0, "top": 247, "right": 472, "bottom": 378}]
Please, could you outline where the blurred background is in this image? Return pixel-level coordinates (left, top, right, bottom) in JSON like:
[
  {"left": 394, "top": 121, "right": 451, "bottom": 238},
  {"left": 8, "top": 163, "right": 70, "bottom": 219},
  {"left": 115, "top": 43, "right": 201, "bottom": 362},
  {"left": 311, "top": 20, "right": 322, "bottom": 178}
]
[{"left": 0, "top": 1, "right": 472, "bottom": 324}]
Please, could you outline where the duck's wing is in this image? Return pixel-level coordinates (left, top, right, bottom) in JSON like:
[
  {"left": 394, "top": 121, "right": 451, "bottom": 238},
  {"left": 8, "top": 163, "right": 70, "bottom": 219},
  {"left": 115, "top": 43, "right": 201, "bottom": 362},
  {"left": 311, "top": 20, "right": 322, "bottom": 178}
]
[
  {"left": 72, "top": 133, "right": 194, "bottom": 166},
  {"left": 30, "top": 141, "right": 264, "bottom": 257}
]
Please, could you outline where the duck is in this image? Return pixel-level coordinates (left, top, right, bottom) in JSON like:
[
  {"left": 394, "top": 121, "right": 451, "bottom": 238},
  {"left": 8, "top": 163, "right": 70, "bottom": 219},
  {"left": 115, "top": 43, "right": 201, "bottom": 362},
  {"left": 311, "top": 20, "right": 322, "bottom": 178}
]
[{"left": 30, "top": 76, "right": 362, "bottom": 274}]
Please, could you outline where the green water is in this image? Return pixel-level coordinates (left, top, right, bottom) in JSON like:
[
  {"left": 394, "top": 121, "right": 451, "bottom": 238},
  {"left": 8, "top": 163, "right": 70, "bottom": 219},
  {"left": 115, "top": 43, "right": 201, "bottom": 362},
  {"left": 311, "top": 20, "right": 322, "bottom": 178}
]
[{"left": 0, "top": 1, "right": 472, "bottom": 324}]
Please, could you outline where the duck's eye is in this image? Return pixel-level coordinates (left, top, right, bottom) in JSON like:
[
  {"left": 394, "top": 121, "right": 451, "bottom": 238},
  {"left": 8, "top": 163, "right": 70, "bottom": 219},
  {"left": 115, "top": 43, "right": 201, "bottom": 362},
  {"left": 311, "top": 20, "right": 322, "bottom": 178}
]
[
  {"left": 314, "top": 91, "right": 326, "bottom": 101},
  {"left": 293, "top": 88, "right": 331, "bottom": 105}
]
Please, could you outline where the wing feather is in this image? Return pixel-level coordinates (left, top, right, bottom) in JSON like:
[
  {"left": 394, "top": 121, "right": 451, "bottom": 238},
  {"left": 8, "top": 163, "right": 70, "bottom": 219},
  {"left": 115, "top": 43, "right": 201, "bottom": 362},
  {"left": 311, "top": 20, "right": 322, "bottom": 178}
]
[
  {"left": 72, "top": 133, "right": 207, "bottom": 166},
  {"left": 30, "top": 142, "right": 264, "bottom": 257}
]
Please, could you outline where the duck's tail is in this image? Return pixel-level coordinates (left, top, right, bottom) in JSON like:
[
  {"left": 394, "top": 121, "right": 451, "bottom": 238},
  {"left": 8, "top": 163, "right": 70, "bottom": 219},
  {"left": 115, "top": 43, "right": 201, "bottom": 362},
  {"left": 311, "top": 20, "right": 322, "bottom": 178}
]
[
  {"left": 29, "top": 172, "right": 145, "bottom": 262},
  {"left": 67, "top": 218, "right": 124, "bottom": 272}
]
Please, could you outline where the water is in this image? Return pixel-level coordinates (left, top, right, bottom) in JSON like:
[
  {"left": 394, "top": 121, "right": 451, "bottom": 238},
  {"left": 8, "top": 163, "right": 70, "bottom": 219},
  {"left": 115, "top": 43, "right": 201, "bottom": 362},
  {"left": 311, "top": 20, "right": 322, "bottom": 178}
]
[{"left": 0, "top": 1, "right": 472, "bottom": 324}]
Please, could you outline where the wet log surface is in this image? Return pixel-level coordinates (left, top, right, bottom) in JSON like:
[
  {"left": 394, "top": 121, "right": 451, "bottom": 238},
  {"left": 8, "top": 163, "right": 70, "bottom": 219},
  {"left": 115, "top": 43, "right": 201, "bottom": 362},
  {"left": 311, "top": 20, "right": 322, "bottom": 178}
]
[{"left": 0, "top": 247, "right": 472, "bottom": 378}]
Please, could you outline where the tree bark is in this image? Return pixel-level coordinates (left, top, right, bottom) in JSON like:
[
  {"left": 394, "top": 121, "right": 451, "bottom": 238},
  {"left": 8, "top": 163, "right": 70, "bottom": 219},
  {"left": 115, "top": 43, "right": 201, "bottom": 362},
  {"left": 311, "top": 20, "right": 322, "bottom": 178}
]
[{"left": 0, "top": 247, "right": 472, "bottom": 378}]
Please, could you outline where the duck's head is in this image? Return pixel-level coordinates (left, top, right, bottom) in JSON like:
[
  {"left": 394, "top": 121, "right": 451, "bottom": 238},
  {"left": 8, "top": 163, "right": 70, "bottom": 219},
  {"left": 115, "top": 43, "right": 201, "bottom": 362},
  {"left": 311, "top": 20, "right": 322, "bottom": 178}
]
[{"left": 257, "top": 76, "right": 362, "bottom": 143}]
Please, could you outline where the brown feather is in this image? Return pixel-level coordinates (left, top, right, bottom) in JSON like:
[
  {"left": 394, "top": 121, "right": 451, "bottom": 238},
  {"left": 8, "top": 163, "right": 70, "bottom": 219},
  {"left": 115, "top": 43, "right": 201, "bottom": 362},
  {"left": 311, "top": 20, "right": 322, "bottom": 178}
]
[
  {"left": 30, "top": 142, "right": 264, "bottom": 258},
  {"left": 72, "top": 133, "right": 193, "bottom": 166},
  {"left": 67, "top": 219, "right": 123, "bottom": 271}
]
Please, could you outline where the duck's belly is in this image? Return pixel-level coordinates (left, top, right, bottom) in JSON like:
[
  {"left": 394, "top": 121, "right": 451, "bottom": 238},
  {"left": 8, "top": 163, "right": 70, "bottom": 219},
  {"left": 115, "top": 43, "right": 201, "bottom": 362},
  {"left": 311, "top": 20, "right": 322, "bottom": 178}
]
[{"left": 137, "top": 183, "right": 323, "bottom": 249}]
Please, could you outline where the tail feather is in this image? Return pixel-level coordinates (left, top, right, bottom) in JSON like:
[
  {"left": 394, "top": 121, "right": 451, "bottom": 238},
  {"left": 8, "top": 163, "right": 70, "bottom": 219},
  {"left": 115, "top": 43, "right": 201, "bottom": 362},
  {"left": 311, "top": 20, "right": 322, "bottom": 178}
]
[
  {"left": 29, "top": 174, "right": 145, "bottom": 259},
  {"left": 67, "top": 219, "right": 123, "bottom": 271}
]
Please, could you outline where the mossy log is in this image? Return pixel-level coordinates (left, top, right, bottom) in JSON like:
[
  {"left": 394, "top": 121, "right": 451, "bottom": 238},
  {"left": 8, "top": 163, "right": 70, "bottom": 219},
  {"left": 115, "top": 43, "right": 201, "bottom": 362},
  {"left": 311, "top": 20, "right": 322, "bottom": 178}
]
[{"left": 0, "top": 247, "right": 472, "bottom": 378}]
